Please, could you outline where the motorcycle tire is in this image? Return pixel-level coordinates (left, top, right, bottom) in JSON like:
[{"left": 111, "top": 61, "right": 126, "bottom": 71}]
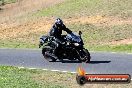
[
  {"left": 42, "top": 46, "right": 57, "bottom": 62},
  {"left": 79, "top": 49, "right": 91, "bottom": 63}
]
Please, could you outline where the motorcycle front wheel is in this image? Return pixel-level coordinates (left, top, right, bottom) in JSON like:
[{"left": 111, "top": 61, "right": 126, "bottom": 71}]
[{"left": 78, "top": 49, "right": 91, "bottom": 63}]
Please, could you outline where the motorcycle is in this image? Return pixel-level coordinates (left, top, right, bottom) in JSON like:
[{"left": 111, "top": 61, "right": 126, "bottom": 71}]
[{"left": 39, "top": 31, "right": 91, "bottom": 63}]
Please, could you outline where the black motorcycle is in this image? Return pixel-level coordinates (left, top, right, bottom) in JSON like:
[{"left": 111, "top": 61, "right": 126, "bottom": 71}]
[{"left": 39, "top": 31, "right": 91, "bottom": 63}]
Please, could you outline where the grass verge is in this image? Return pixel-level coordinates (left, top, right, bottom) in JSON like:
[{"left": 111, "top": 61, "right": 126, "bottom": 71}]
[
  {"left": 0, "top": 40, "right": 38, "bottom": 48},
  {"left": 0, "top": 66, "right": 67, "bottom": 88},
  {"left": 36, "top": 0, "right": 132, "bottom": 19},
  {"left": 0, "top": 0, "right": 16, "bottom": 5},
  {"left": 0, "top": 66, "right": 131, "bottom": 88},
  {"left": 86, "top": 44, "right": 132, "bottom": 53},
  {"left": 1, "top": 0, "right": 132, "bottom": 53},
  {"left": 0, "top": 23, "right": 132, "bottom": 53},
  {"left": 1, "top": 41, "right": 132, "bottom": 53},
  {"left": 68, "top": 23, "right": 132, "bottom": 44}
]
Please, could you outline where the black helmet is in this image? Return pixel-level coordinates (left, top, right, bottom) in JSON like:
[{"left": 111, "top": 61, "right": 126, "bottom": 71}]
[{"left": 55, "top": 18, "right": 63, "bottom": 27}]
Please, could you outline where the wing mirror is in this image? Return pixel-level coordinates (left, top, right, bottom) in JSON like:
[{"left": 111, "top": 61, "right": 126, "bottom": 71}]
[{"left": 79, "top": 31, "right": 82, "bottom": 35}]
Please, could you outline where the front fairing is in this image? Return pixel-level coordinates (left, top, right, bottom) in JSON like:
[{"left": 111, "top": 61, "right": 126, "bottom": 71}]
[
  {"left": 40, "top": 36, "right": 48, "bottom": 43},
  {"left": 39, "top": 35, "right": 49, "bottom": 48},
  {"left": 66, "top": 33, "right": 84, "bottom": 45}
]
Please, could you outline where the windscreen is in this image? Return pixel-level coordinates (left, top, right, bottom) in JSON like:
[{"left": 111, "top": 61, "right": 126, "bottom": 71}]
[{"left": 66, "top": 33, "right": 81, "bottom": 43}]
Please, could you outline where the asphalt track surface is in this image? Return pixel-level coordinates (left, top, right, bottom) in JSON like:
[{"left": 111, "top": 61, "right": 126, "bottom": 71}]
[{"left": 0, "top": 49, "right": 132, "bottom": 76}]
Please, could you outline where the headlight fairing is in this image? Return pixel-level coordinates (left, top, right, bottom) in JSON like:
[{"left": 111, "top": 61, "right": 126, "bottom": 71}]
[
  {"left": 39, "top": 39, "right": 44, "bottom": 44},
  {"left": 74, "top": 43, "right": 80, "bottom": 46}
]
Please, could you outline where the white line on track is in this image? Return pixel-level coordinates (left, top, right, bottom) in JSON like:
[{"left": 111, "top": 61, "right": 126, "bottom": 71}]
[
  {"left": 51, "top": 70, "right": 60, "bottom": 72},
  {"left": 71, "top": 72, "right": 77, "bottom": 74},
  {"left": 61, "top": 71, "right": 68, "bottom": 73},
  {"left": 18, "top": 66, "right": 132, "bottom": 81},
  {"left": 42, "top": 69, "right": 48, "bottom": 71},
  {"left": 18, "top": 67, "right": 25, "bottom": 69},
  {"left": 28, "top": 68, "right": 37, "bottom": 70},
  {"left": 18, "top": 66, "right": 76, "bottom": 73}
]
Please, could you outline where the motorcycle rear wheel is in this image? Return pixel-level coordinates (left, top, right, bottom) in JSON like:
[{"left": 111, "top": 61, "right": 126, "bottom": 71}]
[{"left": 42, "top": 46, "right": 57, "bottom": 62}]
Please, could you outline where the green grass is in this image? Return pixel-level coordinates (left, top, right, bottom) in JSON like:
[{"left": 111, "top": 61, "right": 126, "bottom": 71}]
[
  {"left": 67, "top": 23, "right": 132, "bottom": 52},
  {"left": 1, "top": 41, "right": 132, "bottom": 53},
  {"left": 35, "top": 0, "right": 132, "bottom": 52},
  {"left": 0, "top": 66, "right": 69, "bottom": 88},
  {"left": 4, "top": 0, "right": 16, "bottom": 3},
  {"left": 68, "top": 23, "right": 132, "bottom": 45},
  {"left": 1, "top": 0, "right": 132, "bottom": 53},
  {"left": 0, "top": 40, "right": 38, "bottom": 48},
  {"left": 0, "top": 0, "right": 16, "bottom": 5},
  {"left": 0, "top": 66, "right": 132, "bottom": 88},
  {"left": 1, "top": 23, "right": 132, "bottom": 52},
  {"left": 36, "top": 0, "right": 132, "bottom": 19},
  {"left": 86, "top": 44, "right": 132, "bottom": 53}
]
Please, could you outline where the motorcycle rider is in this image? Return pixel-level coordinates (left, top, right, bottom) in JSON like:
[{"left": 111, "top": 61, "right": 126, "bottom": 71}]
[{"left": 49, "top": 18, "right": 72, "bottom": 59}]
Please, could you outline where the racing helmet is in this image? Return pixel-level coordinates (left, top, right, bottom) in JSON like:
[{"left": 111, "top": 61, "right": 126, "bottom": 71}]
[{"left": 55, "top": 18, "right": 63, "bottom": 27}]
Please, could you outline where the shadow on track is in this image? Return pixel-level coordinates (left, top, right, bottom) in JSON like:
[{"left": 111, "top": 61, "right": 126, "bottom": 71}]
[
  {"left": 50, "top": 60, "right": 82, "bottom": 63},
  {"left": 50, "top": 60, "right": 111, "bottom": 64},
  {"left": 89, "top": 61, "right": 111, "bottom": 64}
]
